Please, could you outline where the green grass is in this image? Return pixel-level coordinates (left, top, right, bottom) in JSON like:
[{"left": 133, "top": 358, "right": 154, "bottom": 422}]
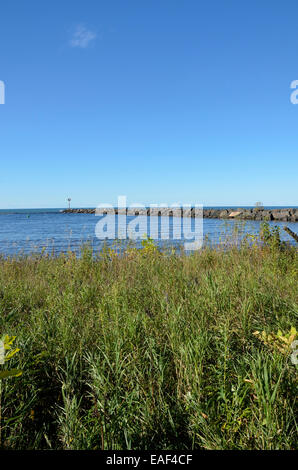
[{"left": 0, "top": 236, "right": 297, "bottom": 450}]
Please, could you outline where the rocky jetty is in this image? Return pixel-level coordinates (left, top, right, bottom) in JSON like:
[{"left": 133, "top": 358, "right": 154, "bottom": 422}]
[{"left": 61, "top": 207, "right": 298, "bottom": 222}]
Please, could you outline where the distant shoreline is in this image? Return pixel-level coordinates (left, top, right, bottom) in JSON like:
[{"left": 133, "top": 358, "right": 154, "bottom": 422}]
[{"left": 61, "top": 207, "right": 298, "bottom": 222}]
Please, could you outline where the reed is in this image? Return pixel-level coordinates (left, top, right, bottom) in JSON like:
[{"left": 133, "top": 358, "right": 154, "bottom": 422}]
[{"left": 0, "top": 231, "right": 297, "bottom": 450}]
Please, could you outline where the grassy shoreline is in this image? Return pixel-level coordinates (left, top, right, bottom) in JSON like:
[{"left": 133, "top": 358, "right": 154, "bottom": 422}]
[{"left": 0, "top": 237, "right": 297, "bottom": 450}]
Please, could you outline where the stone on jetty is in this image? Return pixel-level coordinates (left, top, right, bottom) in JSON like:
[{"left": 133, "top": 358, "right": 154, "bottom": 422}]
[
  {"left": 229, "top": 211, "right": 242, "bottom": 218},
  {"left": 61, "top": 207, "right": 298, "bottom": 222}
]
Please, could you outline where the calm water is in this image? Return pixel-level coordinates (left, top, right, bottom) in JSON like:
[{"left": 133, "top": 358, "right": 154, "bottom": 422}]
[{"left": 0, "top": 208, "right": 297, "bottom": 256}]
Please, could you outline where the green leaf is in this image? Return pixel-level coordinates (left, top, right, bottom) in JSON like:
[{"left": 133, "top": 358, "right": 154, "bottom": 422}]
[{"left": 0, "top": 369, "right": 23, "bottom": 379}]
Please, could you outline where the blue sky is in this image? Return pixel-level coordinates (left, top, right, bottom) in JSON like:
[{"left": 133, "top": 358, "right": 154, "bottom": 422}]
[{"left": 0, "top": 0, "right": 297, "bottom": 208}]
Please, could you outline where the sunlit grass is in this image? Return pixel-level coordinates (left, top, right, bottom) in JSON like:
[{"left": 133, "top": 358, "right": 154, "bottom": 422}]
[{"left": 0, "top": 232, "right": 297, "bottom": 450}]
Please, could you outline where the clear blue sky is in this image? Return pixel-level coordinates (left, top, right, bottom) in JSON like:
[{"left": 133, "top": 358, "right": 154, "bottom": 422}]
[{"left": 0, "top": 0, "right": 297, "bottom": 208}]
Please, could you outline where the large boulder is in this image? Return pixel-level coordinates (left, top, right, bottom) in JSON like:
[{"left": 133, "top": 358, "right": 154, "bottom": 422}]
[
  {"left": 219, "top": 209, "right": 229, "bottom": 218},
  {"left": 229, "top": 211, "right": 243, "bottom": 218},
  {"left": 271, "top": 209, "right": 291, "bottom": 221}
]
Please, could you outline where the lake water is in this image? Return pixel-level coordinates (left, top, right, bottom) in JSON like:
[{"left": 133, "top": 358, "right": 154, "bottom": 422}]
[{"left": 0, "top": 208, "right": 297, "bottom": 256}]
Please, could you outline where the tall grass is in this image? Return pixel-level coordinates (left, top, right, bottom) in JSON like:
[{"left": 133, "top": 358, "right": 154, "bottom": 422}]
[{"left": 0, "top": 234, "right": 297, "bottom": 450}]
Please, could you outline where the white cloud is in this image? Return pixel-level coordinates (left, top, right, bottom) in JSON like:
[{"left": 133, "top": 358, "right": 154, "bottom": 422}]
[{"left": 70, "top": 25, "right": 96, "bottom": 49}]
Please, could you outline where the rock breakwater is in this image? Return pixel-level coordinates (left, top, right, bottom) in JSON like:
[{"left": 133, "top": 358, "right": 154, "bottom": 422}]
[{"left": 61, "top": 207, "right": 298, "bottom": 222}]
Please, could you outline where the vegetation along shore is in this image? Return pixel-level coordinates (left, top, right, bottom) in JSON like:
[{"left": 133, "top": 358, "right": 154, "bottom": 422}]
[{"left": 0, "top": 225, "right": 297, "bottom": 450}]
